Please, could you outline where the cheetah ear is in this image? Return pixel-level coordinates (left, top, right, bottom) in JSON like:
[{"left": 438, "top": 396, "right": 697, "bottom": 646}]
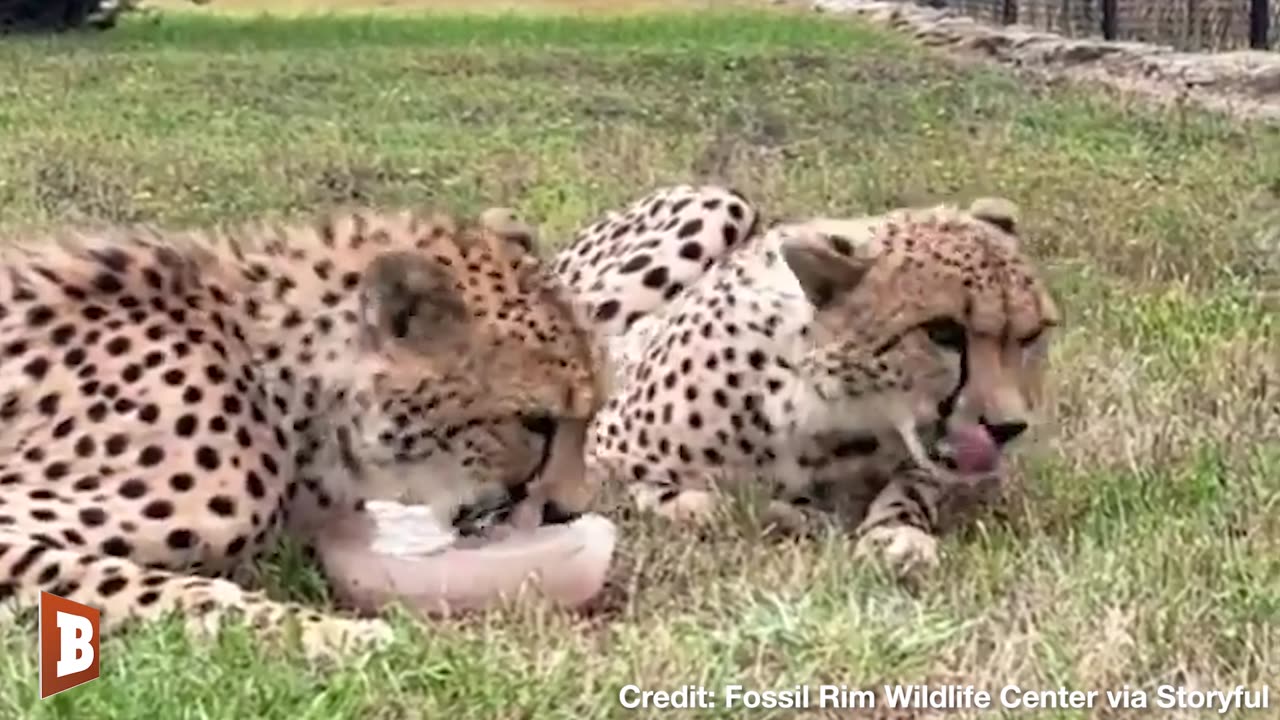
[
  {"left": 479, "top": 207, "right": 539, "bottom": 255},
  {"left": 969, "top": 197, "right": 1019, "bottom": 235},
  {"left": 359, "top": 251, "right": 469, "bottom": 350},
  {"left": 778, "top": 227, "right": 877, "bottom": 310}
]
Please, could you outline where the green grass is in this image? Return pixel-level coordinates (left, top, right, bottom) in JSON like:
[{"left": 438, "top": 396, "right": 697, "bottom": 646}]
[{"left": 1, "top": 8, "right": 1278, "bottom": 720}]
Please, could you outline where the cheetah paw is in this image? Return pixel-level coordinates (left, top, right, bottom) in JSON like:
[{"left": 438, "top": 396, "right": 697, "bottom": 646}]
[
  {"left": 655, "top": 489, "right": 719, "bottom": 524},
  {"left": 631, "top": 486, "right": 720, "bottom": 525},
  {"left": 299, "top": 617, "right": 394, "bottom": 661},
  {"left": 762, "top": 500, "right": 827, "bottom": 537},
  {"left": 854, "top": 525, "right": 939, "bottom": 578}
]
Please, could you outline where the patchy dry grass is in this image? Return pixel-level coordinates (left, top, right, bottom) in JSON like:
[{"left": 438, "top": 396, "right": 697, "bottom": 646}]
[{"left": 0, "top": 8, "right": 1277, "bottom": 720}]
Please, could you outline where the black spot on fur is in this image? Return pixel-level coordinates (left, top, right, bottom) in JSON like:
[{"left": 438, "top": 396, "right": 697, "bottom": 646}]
[
  {"left": 642, "top": 267, "right": 669, "bottom": 289},
  {"left": 97, "top": 576, "right": 128, "bottom": 597},
  {"left": 593, "top": 300, "right": 620, "bottom": 322},
  {"left": 619, "top": 255, "right": 652, "bottom": 274}
]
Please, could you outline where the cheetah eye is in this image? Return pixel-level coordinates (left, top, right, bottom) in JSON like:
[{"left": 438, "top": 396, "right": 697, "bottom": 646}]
[{"left": 921, "top": 317, "right": 966, "bottom": 351}]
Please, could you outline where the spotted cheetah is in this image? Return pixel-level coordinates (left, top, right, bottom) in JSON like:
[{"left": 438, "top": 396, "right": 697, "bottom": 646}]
[
  {"left": 565, "top": 186, "right": 1058, "bottom": 575},
  {"left": 0, "top": 206, "right": 603, "bottom": 656},
  {"left": 549, "top": 184, "right": 760, "bottom": 388}
]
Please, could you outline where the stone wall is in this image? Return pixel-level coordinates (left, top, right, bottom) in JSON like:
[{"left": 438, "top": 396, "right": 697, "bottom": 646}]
[{"left": 813, "top": 0, "right": 1280, "bottom": 122}]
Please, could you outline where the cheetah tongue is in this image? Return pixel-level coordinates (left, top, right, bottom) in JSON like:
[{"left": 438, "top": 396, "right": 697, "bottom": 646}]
[{"left": 942, "top": 423, "right": 1000, "bottom": 475}]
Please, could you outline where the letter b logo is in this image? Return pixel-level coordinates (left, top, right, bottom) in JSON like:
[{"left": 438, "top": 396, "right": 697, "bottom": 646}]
[{"left": 39, "top": 591, "right": 100, "bottom": 699}]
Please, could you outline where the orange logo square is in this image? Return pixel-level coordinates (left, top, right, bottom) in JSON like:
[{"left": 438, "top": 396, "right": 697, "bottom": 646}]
[{"left": 38, "top": 591, "right": 101, "bottom": 699}]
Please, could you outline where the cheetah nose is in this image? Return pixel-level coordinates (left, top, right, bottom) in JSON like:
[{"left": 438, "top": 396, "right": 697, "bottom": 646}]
[{"left": 982, "top": 419, "right": 1028, "bottom": 446}]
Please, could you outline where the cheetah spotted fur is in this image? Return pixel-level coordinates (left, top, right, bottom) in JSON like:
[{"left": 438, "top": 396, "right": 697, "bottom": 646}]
[
  {"left": 556, "top": 186, "right": 1059, "bottom": 575},
  {"left": 0, "top": 206, "right": 603, "bottom": 657}
]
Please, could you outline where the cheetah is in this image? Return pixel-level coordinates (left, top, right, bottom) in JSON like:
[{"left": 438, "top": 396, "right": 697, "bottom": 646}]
[
  {"left": 550, "top": 184, "right": 760, "bottom": 389},
  {"left": 566, "top": 186, "right": 1058, "bottom": 574},
  {"left": 0, "top": 206, "right": 604, "bottom": 656}
]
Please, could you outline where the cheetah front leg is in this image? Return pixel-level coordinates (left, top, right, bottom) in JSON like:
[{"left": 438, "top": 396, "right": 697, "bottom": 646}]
[
  {"left": 0, "top": 532, "right": 391, "bottom": 660},
  {"left": 853, "top": 463, "right": 1005, "bottom": 578},
  {"left": 852, "top": 468, "right": 947, "bottom": 578}
]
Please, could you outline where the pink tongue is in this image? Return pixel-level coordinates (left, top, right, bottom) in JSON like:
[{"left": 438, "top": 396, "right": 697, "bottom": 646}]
[{"left": 945, "top": 424, "right": 999, "bottom": 474}]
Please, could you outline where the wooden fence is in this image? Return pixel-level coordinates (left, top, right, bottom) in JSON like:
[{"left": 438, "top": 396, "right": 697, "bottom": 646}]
[{"left": 917, "top": 0, "right": 1276, "bottom": 50}]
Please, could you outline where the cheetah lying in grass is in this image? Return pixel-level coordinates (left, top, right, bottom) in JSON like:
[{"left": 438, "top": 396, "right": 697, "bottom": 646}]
[
  {"left": 552, "top": 185, "right": 1059, "bottom": 575},
  {"left": 0, "top": 205, "right": 609, "bottom": 656}
]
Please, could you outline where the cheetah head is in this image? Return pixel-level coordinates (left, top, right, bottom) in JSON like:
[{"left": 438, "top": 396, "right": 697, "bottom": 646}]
[
  {"left": 776, "top": 197, "right": 1059, "bottom": 479},
  {"left": 348, "top": 210, "right": 606, "bottom": 521}
]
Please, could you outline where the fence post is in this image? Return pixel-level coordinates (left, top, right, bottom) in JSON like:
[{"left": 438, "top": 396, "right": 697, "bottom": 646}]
[
  {"left": 1250, "top": 0, "right": 1270, "bottom": 49},
  {"left": 1001, "top": 0, "right": 1017, "bottom": 25},
  {"left": 1100, "top": 0, "right": 1117, "bottom": 40}
]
